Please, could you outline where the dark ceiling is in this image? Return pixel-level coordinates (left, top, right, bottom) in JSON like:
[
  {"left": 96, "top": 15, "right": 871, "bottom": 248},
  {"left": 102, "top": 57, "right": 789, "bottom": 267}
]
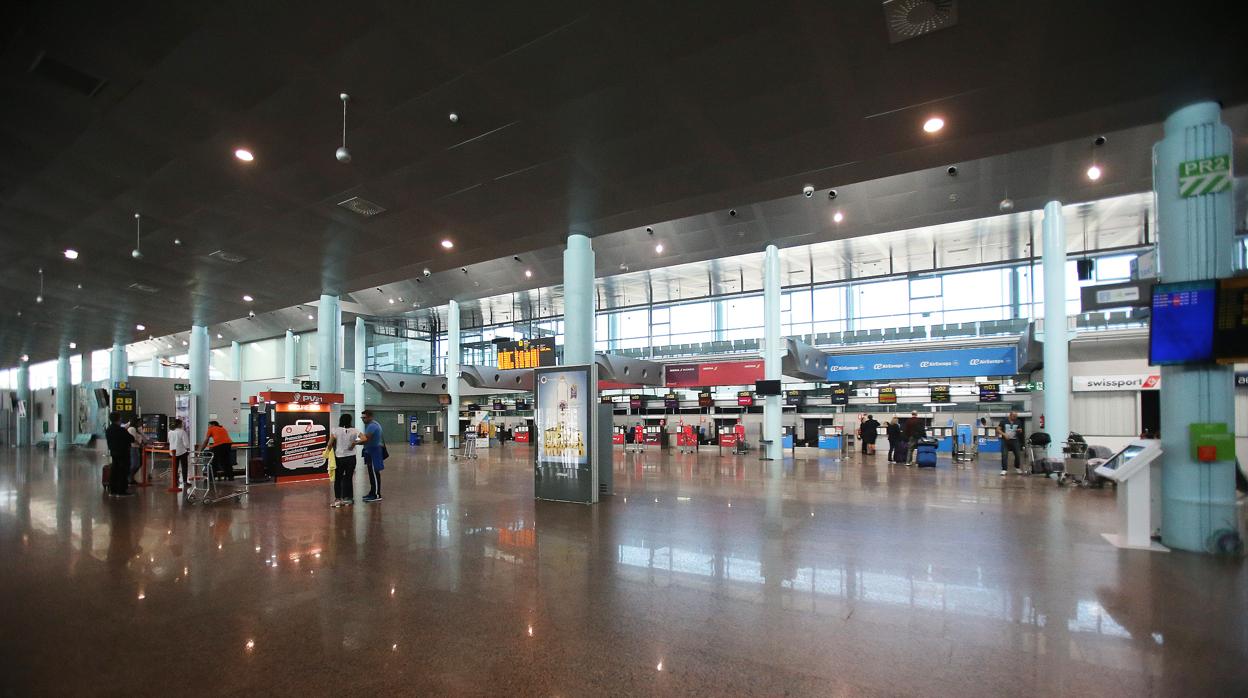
[{"left": 1, "top": 0, "right": 1245, "bottom": 364}]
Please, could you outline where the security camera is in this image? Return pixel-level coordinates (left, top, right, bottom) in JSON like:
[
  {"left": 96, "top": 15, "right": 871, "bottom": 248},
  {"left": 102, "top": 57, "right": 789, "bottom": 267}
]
[
  {"left": 645, "top": 227, "right": 654, "bottom": 234},
  {"left": 802, "top": 185, "right": 814, "bottom": 198},
  {"left": 729, "top": 209, "right": 737, "bottom": 217},
  {"left": 827, "top": 189, "right": 838, "bottom": 200},
  {"left": 422, "top": 268, "right": 431, "bottom": 277},
  {"left": 248, "top": 310, "right": 256, "bottom": 318},
  {"left": 946, "top": 166, "right": 958, "bottom": 177},
  {"left": 1093, "top": 136, "right": 1106, "bottom": 147}
]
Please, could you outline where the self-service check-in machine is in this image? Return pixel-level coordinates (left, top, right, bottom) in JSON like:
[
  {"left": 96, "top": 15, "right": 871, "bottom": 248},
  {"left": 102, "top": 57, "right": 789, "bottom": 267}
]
[{"left": 1095, "top": 440, "right": 1165, "bottom": 551}]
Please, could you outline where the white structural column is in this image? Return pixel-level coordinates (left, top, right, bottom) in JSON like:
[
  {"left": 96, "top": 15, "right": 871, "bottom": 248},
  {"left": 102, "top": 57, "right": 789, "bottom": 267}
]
[
  {"left": 317, "top": 294, "right": 341, "bottom": 394},
  {"left": 81, "top": 350, "right": 96, "bottom": 437},
  {"left": 762, "top": 244, "right": 782, "bottom": 461},
  {"left": 109, "top": 343, "right": 127, "bottom": 386},
  {"left": 354, "top": 317, "right": 366, "bottom": 427},
  {"left": 16, "top": 359, "right": 30, "bottom": 446},
  {"left": 562, "top": 234, "right": 595, "bottom": 365},
  {"left": 447, "top": 299, "right": 461, "bottom": 449},
  {"left": 189, "top": 326, "right": 209, "bottom": 444},
  {"left": 149, "top": 356, "right": 162, "bottom": 378},
  {"left": 283, "top": 330, "right": 295, "bottom": 384},
  {"left": 1041, "top": 201, "right": 1069, "bottom": 456},
  {"left": 230, "top": 341, "right": 242, "bottom": 381},
  {"left": 55, "top": 349, "right": 71, "bottom": 449}
]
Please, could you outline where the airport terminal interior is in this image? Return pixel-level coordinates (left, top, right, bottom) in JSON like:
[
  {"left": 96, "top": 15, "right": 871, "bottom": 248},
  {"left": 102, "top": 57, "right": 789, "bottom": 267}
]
[{"left": 2, "top": 2, "right": 1247, "bottom": 696}]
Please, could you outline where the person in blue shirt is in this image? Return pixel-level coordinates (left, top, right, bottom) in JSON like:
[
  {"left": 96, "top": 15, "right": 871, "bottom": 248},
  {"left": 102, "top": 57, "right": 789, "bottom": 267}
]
[{"left": 357, "top": 409, "right": 386, "bottom": 502}]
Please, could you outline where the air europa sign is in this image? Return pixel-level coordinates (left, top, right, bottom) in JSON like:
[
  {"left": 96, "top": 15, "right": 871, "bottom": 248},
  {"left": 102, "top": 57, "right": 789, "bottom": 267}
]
[
  {"left": 825, "top": 347, "right": 1017, "bottom": 381},
  {"left": 1072, "top": 375, "right": 1161, "bottom": 392}
]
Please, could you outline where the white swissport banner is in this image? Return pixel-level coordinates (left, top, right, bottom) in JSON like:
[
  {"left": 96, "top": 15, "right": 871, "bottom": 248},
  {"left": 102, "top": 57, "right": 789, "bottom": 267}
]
[{"left": 1072, "top": 374, "right": 1161, "bottom": 392}]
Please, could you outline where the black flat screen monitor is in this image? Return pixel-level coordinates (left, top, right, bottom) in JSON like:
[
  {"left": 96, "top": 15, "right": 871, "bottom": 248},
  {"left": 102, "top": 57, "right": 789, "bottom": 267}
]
[
  {"left": 94, "top": 388, "right": 110, "bottom": 408},
  {"left": 754, "top": 379, "right": 782, "bottom": 396},
  {"left": 1149, "top": 280, "right": 1217, "bottom": 365}
]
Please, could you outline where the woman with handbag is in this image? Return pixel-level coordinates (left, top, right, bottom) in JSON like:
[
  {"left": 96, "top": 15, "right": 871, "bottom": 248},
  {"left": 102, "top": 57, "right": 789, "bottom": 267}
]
[
  {"left": 326, "top": 414, "right": 359, "bottom": 508},
  {"left": 358, "top": 410, "right": 386, "bottom": 503}
]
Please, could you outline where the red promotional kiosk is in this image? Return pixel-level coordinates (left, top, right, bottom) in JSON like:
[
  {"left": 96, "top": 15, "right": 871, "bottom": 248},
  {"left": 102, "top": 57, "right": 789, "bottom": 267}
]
[{"left": 250, "top": 390, "right": 344, "bottom": 484}]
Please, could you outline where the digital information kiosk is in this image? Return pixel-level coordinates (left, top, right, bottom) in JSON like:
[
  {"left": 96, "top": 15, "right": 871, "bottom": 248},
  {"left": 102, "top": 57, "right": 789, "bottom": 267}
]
[{"left": 1095, "top": 440, "right": 1165, "bottom": 551}]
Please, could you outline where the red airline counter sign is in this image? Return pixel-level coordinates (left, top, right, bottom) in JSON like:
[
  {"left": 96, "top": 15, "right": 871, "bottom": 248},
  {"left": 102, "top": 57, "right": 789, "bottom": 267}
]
[{"left": 665, "top": 360, "right": 764, "bottom": 387}]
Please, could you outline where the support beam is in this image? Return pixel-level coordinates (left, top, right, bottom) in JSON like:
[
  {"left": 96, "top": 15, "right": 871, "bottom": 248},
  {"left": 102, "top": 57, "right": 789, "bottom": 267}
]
[
  {"left": 16, "top": 359, "right": 30, "bottom": 447},
  {"left": 563, "top": 234, "right": 595, "bottom": 365},
  {"left": 1041, "top": 201, "right": 1069, "bottom": 460},
  {"left": 354, "top": 317, "right": 366, "bottom": 427},
  {"left": 1154, "top": 101, "right": 1237, "bottom": 553},
  {"left": 317, "top": 294, "right": 341, "bottom": 393},
  {"left": 230, "top": 341, "right": 242, "bottom": 381},
  {"left": 56, "top": 349, "right": 71, "bottom": 449},
  {"left": 762, "top": 244, "right": 782, "bottom": 461},
  {"left": 109, "top": 343, "right": 127, "bottom": 386},
  {"left": 189, "top": 326, "right": 209, "bottom": 444},
  {"left": 283, "top": 330, "right": 295, "bottom": 384},
  {"left": 81, "top": 350, "right": 96, "bottom": 437},
  {"left": 447, "top": 299, "right": 461, "bottom": 449}
]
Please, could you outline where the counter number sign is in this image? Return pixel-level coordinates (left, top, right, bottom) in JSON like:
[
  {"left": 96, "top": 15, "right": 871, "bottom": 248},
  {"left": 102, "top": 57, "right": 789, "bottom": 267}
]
[{"left": 1178, "top": 154, "right": 1231, "bottom": 198}]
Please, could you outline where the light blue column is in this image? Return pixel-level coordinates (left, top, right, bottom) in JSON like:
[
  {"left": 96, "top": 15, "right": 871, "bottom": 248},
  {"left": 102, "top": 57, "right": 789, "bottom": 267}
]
[
  {"left": 317, "top": 294, "right": 341, "bottom": 394},
  {"left": 563, "top": 234, "right": 595, "bottom": 365},
  {"left": 284, "top": 330, "right": 295, "bottom": 384},
  {"left": 230, "top": 341, "right": 241, "bottom": 381},
  {"left": 354, "top": 317, "right": 366, "bottom": 427},
  {"left": 149, "top": 356, "right": 161, "bottom": 378},
  {"left": 1154, "top": 101, "right": 1237, "bottom": 553},
  {"left": 447, "top": 299, "right": 461, "bottom": 449},
  {"left": 55, "top": 349, "right": 71, "bottom": 449},
  {"left": 762, "top": 244, "right": 782, "bottom": 461},
  {"left": 81, "top": 350, "right": 96, "bottom": 437},
  {"left": 109, "top": 343, "right": 127, "bottom": 386},
  {"left": 189, "top": 326, "right": 209, "bottom": 444},
  {"left": 16, "top": 359, "right": 30, "bottom": 446},
  {"left": 1041, "top": 201, "right": 1069, "bottom": 458}
]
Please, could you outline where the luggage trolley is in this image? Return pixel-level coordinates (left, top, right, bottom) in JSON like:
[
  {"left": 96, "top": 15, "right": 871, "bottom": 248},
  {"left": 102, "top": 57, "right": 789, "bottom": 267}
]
[{"left": 184, "top": 450, "right": 247, "bottom": 505}]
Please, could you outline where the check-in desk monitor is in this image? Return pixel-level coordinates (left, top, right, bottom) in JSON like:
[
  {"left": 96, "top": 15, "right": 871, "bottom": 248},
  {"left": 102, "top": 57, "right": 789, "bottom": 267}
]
[{"left": 1094, "top": 441, "right": 1161, "bottom": 481}]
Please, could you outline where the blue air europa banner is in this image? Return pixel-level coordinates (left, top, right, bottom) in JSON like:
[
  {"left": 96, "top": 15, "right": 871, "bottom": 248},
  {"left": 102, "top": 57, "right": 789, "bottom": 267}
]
[{"left": 825, "top": 346, "right": 1017, "bottom": 381}]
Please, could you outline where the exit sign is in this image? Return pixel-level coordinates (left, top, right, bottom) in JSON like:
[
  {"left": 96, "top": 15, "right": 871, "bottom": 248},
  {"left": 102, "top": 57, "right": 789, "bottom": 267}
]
[
  {"left": 173, "top": 383, "right": 191, "bottom": 392},
  {"left": 1178, "top": 154, "right": 1231, "bottom": 198},
  {"left": 300, "top": 380, "right": 320, "bottom": 390}
]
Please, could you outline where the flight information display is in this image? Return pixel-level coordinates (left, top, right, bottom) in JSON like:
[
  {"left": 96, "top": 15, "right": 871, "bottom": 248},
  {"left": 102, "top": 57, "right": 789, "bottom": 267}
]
[
  {"left": 1150, "top": 281, "right": 1217, "bottom": 365},
  {"left": 1215, "top": 277, "right": 1248, "bottom": 362},
  {"left": 497, "top": 337, "right": 556, "bottom": 370}
]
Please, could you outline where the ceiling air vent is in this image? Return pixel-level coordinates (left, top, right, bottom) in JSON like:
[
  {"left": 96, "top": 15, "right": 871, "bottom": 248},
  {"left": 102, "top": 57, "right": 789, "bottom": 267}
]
[
  {"left": 883, "top": 0, "right": 957, "bottom": 43},
  {"left": 29, "top": 51, "right": 107, "bottom": 97},
  {"left": 208, "top": 250, "right": 248, "bottom": 263},
  {"left": 338, "top": 196, "right": 387, "bottom": 217},
  {"left": 128, "top": 282, "right": 159, "bottom": 294}
]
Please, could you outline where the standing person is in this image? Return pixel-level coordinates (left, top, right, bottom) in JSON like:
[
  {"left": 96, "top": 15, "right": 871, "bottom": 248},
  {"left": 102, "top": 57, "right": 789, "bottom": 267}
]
[
  {"left": 358, "top": 409, "right": 386, "bottom": 503},
  {"left": 200, "top": 420, "right": 234, "bottom": 481},
  {"left": 903, "top": 411, "right": 925, "bottom": 465},
  {"left": 106, "top": 411, "right": 135, "bottom": 497},
  {"left": 126, "top": 418, "right": 146, "bottom": 485},
  {"left": 327, "top": 414, "right": 359, "bottom": 507},
  {"left": 886, "top": 418, "right": 902, "bottom": 462},
  {"left": 860, "top": 414, "right": 880, "bottom": 456},
  {"left": 168, "top": 418, "right": 191, "bottom": 489},
  {"left": 997, "top": 410, "right": 1025, "bottom": 476}
]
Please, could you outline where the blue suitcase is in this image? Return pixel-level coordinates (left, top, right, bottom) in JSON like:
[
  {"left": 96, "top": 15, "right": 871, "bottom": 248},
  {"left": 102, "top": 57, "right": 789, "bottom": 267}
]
[{"left": 915, "top": 437, "right": 939, "bottom": 468}]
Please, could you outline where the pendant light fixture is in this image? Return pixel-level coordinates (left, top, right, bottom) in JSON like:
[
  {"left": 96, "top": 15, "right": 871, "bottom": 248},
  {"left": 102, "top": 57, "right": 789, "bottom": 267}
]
[
  {"left": 131, "top": 213, "right": 143, "bottom": 259},
  {"left": 35, "top": 267, "right": 44, "bottom": 304},
  {"left": 336, "top": 93, "right": 352, "bottom": 163}
]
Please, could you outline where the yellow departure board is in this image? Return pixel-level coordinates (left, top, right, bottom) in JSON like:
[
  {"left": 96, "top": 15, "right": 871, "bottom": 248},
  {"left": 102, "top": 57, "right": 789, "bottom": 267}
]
[{"left": 497, "top": 338, "right": 555, "bottom": 369}]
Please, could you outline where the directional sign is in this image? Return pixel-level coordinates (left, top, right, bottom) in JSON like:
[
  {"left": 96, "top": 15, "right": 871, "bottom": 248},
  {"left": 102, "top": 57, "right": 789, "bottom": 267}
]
[
  {"left": 300, "top": 380, "right": 321, "bottom": 390},
  {"left": 173, "top": 383, "right": 191, "bottom": 392},
  {"left": 1178, "top": 154, "right": 1231, "bottom": 198}
]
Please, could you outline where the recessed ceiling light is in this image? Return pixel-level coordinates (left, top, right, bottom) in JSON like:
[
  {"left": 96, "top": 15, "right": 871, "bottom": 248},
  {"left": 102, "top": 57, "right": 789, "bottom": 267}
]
[
  {"left": 388, "top": 298, "right": 395, "bottom": 304},
  {"left": 832, "top": 211, "right": 844, "bottom": 223},
  {"left": 923, "top": 116, "right": 945, "bottom": 133},
  {"left": 182, "top": 340, "right": 188, "bottom": 346},
  {"left": 307, "top": 314, "right": 314, "bottom": 320},
  {"left": 68, "top": 342, "right": 77, "bottom": 349},
  {"left": 242, "top": 294, "right": 254, "bottom": 302},
  {"left": 234, "top": 148, "right": 254, "bottom": 162},
  {"left": 64, "top": 249, "right": 79, "bottom": 260},
  {"left": 20, "top": 354, "right": 29, "bottom": 362},
  {"left": 216, "top": 333, "right": 223, "bottom": 339},
  {"left": 449, "top": 112, "right": 459, "bottom": 123},
  {"left": 655, "top": 243, "right": 664, "bottom": 253},
  {"left": 1086, "top": 165, "right": 1102, "bottom": 181},
  {"left": 525, "top": 270, "right": 532, "bottom": 278},
  {"left": 440, "top": 239, "right": 454, "bottom": 249},
  {"left": 136, "top": 324, "right": 146, "bottom": 331}
]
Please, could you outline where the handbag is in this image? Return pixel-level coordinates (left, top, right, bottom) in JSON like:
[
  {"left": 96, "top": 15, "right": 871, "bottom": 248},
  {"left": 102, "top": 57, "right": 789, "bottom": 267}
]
[{"left": 381, "top": 444, "right": 389, "bottom": 460}]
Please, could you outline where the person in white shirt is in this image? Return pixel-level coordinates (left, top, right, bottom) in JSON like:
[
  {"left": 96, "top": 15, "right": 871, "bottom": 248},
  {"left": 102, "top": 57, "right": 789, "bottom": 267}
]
[
  {"left": 326, "top": 414, "right": 360, "bottom": 508},
  {"left": 168, "top": 418, "right": 191, "bottom": 488}
]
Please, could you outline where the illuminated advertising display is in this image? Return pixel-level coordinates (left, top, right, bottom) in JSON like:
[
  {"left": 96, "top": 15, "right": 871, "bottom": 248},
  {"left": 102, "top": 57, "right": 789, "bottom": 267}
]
[{"left": 533, "top": 366, "right": 596, "bottom": 503}]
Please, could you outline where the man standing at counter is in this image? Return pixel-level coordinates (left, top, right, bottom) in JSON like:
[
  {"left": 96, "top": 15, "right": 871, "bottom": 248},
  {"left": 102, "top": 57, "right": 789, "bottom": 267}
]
[{"left": 997, "top": 411, "right": 1025, "bottom": 476}]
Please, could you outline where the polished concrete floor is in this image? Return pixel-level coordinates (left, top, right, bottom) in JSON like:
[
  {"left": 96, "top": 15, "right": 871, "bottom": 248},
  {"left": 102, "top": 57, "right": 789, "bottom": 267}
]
[{"left": 1, "top": 444, "right": 1245, "bottom": 697}]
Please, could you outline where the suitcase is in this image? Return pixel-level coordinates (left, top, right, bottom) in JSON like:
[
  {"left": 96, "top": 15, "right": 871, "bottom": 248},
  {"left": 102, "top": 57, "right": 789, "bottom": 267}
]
[
  {"left": 915, "top": 438, "right": 938, "bottom": 468},
  {"left": 101, "top": 463, "right": 110, "bottom": 488},
  {"left": 893, "top": 442, "right": 908, "bottom": 463}
]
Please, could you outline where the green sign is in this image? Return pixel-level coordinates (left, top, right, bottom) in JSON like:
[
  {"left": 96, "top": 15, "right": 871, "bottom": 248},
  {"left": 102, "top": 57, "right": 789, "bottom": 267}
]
[
  {"left": 173, "top": 383, "right": 191, "bottom": 392},
  {"left": 300, "top": 380, "right": 321, "bottom": 390},
  {"left": 1178, "top": 154, "right": 1231, "bottom": 198}
]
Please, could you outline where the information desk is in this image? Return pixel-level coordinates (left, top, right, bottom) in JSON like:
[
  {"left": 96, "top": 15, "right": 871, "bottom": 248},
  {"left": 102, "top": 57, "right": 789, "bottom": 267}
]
[{"left": 1094, "top": 440, "right": 1165, "bottom": 551}]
